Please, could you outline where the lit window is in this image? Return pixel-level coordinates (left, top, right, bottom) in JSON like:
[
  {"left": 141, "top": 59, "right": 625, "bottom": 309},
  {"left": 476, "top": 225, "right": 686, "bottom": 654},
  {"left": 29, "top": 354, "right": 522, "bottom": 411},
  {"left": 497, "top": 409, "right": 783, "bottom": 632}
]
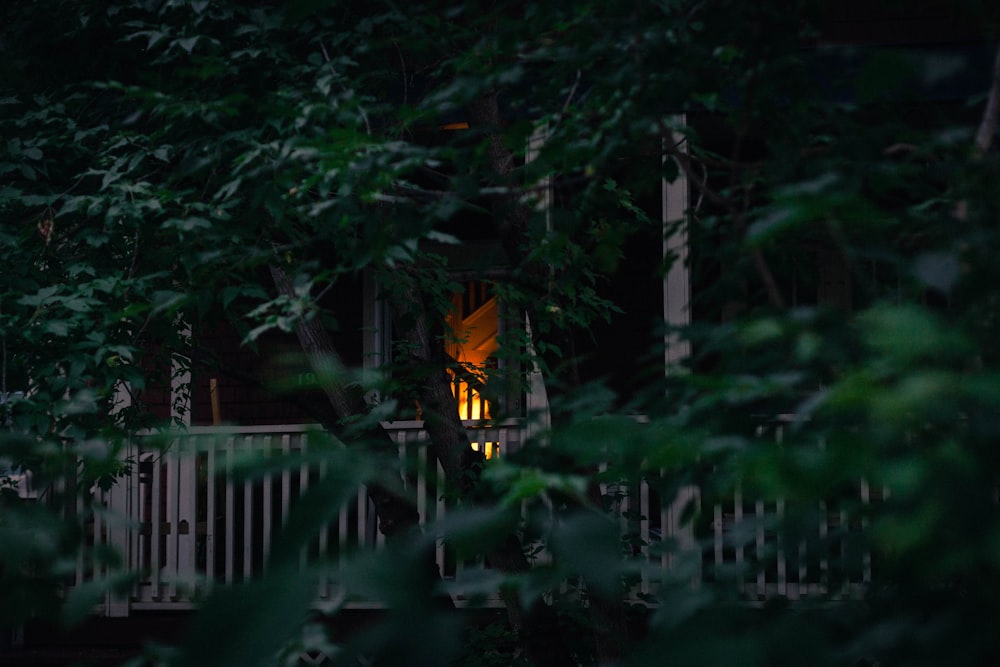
[{"left": 446, "top": 281, "right": 498, "bottom": 427}]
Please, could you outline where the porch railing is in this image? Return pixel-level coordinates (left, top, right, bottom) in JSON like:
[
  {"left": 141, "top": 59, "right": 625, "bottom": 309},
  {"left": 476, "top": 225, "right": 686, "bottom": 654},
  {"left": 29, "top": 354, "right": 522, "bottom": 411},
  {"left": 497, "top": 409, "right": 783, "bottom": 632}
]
[
  {"left": 90, "top": 421, "right": 523, "bottom": 614},
  {"left": 68, "top": 421, "right": 871, "bottom": 616}
]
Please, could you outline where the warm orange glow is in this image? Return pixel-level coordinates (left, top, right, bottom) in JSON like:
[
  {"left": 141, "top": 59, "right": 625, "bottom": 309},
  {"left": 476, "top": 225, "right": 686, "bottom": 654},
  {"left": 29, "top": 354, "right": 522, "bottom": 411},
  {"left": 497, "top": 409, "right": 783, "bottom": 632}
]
[
  {"left": 470, "top": 441, "right": 500, "bottom": 459},
  {"left": 455, "top": 376, "right": 491, "bottom": 420},
  {"left": 447, "top": 285, "right": 499, "bottom": 422},
  {"left": 440, "top": 122, "right": 470, "bottom": 130}
]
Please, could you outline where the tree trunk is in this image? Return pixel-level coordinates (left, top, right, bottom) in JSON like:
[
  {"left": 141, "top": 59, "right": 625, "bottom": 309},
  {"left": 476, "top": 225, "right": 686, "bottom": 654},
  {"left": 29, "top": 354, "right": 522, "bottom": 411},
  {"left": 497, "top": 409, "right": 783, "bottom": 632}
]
[
  {"left": 388, "top": 272, "right": 578, "bottom": 666},
  {"left": 465, "top": 89, "right": 582, "bottom": 392},
  {"left": 272, "top": 260, "right": 579, "bottom": 663},
  {"left": 467, "top": 89, "right": 632, "bottom": 665},
  {"left": 269, "top": 262, "right": 419, "bottom": 539}
]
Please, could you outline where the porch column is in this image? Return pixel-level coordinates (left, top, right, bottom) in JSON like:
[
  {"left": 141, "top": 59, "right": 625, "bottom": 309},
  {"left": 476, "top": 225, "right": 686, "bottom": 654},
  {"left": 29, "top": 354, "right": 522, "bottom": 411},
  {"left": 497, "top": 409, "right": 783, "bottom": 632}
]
[
  {"left": 169, "top": 325, "right": 197, "bottom": 597},
  {"left": 524, "top": 123, "right": 552, "bottom": 439},
  {"left": 105, "top": 380, "right": 134, "bottom": 617},
  {"left": 662, "top": 115, "right": 699, "bottom": 586},
  {"left": 663, "top": 114, "right": 691, "bottom": 370}
]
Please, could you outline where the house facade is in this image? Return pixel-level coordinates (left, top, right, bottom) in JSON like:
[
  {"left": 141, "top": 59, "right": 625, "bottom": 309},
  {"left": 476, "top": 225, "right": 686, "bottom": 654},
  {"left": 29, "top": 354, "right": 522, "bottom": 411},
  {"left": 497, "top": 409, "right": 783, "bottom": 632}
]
[
  {"left": 27, "top": 107, "right": 691, "bottom": 616},
  {"left": 5, "top": 3, "right": 999, "bottom": 662},
  {"left": 55, "top": 110, "right": 884, "bottom": 618}
]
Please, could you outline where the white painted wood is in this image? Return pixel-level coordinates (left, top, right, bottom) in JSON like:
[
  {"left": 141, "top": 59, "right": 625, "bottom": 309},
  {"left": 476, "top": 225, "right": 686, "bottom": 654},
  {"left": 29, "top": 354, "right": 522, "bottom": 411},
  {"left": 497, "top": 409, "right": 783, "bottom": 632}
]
[
  {"left": 861, "top": 480, "right": 872, "bottom": 585},
  {"left": 65, "top": 420, "right": 887, "bottom": 616},
  {"left": 298, "top": 433, "right": 309, "bottom": 569},
  {"left": 106, "top": 382, "right": 134, "bottom": 612},
  {"left": 659, "top": 473, "right": 671, "bottom": 577},
  {"left": 204, "top": 436, "right": 217, "bottom": 591},
  {"left": 714, "top": 504, "right": 724, "bottom": 573},
  {"left": 242, "top": 437, "right": 253, "bottom": 581},
  {"left": 94, "top": 443, "right": 135, "bottom": 617},
  {"left": 262, "top": 435, "right": 273, "bottom": 564},
  {"left": 164, "top": 447, "right": 181, "bottom": 600},
  {"left": 663, "top": 114, "right": 691, "bottom": 372},
  {"left": 150, "top": 452, "right": 162, "bottom": 600},
  {"left": 376, "top": 501, "right": 386, "bottom": 550},
  {"left": 777, "top": 499, "right": 787, "bottom": 598},
  {"left": 522, "top": 124, "right": 554, "bottom": 438},
  {"left": 105, "top": 454, "right": 131, "bottom": 617},
  {"left": 524, "top": 316, "right": 551, "bottom": 442},
  {"left": 819, "top": 499, "right": 829, "bottom": 584},
  {"left": 74, "top": 490, "right": 85, "bottom": 588},
  {"left": 224, "top": 437, "right": 235, "bottom": 585},
  {"left": 337, "top": 482, "right": 348, "bottom": 565},
  {"left": 357, "top": 486, "right": 368, "bottom": 550},
  {"left": 640, "top": 479, "right": 651, "bottom": 595},
  {"left": 282, "top": 434, "right": 292, "bottom": 527},
  {"left": 411, "top": 440, "right": 424, "bottom": 530},
  {"left": 798, "top": 540, "right": 807, "bottom": 596},
  {"left": 318, "top": 456, "right": 332, "bottom": 599},
  {"left": 128, "top": 441, "right": 142, "bottom": 600},
  {"left": 175, "top": 440, "right": 197, "bottom": 595},
  {"left": 734, "top": 486, "right": 744, "bottom": 566},
  {"left": 756, "top": 499, "right": 766, "bottom": 599}
]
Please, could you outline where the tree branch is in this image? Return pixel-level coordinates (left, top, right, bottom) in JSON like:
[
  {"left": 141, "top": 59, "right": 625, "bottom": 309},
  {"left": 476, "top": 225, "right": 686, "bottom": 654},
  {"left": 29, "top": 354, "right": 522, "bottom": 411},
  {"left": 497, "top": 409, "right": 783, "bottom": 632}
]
[
  {"left": 269, "top": 260, "right": 420, "bottom": 540},
  {"left": 955, "top": 42, "right": 1000, "bottom": 221},
  {"left": 973, "top": 42, "right": 1000, "bottom": 159},
  {"left": 659, "top": 119, "right": 786, "bottom": 309}
]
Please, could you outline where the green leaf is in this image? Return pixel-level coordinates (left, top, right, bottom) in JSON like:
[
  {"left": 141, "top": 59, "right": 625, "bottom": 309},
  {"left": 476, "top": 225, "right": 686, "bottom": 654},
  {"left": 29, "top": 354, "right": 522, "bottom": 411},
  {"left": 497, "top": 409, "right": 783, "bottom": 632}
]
[
  {"left": 41, "top": 320, "right": 71, "bottom": 336},
  {"left": 860, "top": 304, "right": 971, "bottom": 367},
  {"left": 176, "top": 36, "right": 200, "bottom": 54},
  {"left": 61, "top": 571, "right": 136, "bottom": 627},
  {"left": 549, "top": 512, "right": 624, "bottom": 597},
  {"left": 176, "top": 570, "right": 317, "bottom": 667},
  {"left": 267, "top": 452, "right": 364, "bottom": 567},
  {"left": 162, "top": 216, "right": 212, "bottom": 232},
  {"left": 18, "top": 285, "right": 60, "bottom": 306},
  {"left": 425, "top": 230, "right": 460, "bottom": 244}
]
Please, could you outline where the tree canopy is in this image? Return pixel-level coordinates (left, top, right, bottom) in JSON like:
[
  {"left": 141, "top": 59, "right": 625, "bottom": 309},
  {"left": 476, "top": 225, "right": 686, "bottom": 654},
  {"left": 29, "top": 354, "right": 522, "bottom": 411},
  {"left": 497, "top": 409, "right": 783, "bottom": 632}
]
[{"left": 3, "top": 0, "right": 1000, "bottom": 665}]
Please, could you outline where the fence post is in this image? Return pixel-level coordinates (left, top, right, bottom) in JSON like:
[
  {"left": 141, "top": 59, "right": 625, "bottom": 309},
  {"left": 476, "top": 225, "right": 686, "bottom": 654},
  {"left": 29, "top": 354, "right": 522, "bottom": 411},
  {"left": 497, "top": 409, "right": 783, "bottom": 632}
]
[
  {"left": 674, "top": 484, "right": 701, "bottom": 586},
  {"left": 104, "top": 437, "right": 133, "bottom": 617}
]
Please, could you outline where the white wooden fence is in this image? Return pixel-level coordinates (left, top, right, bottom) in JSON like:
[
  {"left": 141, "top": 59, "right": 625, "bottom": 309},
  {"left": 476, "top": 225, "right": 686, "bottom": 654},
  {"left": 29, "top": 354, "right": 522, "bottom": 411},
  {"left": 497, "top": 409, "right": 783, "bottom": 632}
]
[
  {"left": 82, "top": 422, "right": 520, "bottom": 615},
  {"left": 66, "top": 422, "right": 871, "bottom": 616}
]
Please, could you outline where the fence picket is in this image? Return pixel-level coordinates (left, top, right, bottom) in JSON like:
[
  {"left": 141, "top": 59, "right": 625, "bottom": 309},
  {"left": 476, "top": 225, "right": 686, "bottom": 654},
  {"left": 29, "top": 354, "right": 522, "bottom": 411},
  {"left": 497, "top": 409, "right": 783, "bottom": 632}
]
[{"left": 65, "top": 420, "right": 875, "bottom": 615}]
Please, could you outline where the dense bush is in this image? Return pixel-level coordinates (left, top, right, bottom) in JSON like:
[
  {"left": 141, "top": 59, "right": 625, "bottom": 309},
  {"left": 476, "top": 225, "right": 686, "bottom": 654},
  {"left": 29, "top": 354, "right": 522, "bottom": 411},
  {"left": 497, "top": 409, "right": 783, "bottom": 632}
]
[{"left": 2, "top": 1, "right": 1000, "bottom": 664}]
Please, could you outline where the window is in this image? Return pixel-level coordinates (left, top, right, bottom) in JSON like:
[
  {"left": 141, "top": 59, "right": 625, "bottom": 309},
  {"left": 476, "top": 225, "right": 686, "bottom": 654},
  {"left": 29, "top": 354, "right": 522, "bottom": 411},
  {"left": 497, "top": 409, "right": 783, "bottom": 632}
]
[{"left": 445, "top": 280, "right": 498, "bottom": 421}]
